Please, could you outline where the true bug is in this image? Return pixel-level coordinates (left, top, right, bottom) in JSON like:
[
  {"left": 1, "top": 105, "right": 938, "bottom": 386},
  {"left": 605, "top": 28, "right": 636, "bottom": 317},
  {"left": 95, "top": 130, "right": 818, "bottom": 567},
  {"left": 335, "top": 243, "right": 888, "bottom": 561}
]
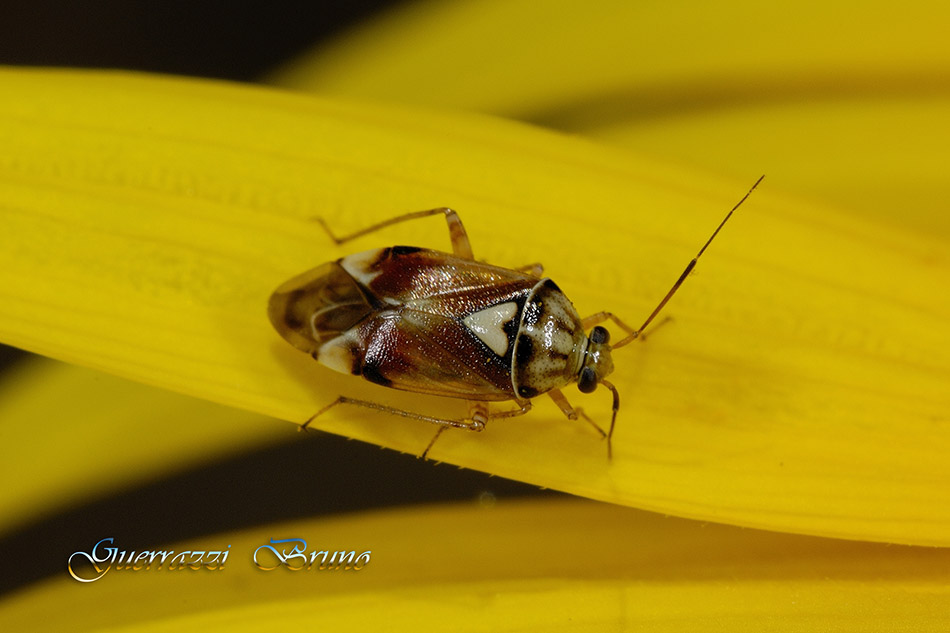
[{"left": 269, "top": 177, "right": 763, "bottom": 458}]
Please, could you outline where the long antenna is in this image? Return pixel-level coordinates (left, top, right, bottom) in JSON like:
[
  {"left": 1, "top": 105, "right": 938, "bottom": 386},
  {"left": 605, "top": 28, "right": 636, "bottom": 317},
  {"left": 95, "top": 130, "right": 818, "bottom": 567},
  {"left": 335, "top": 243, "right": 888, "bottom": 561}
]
[{"left": 613, "top": 175, "right": 764, "bottom": 349}]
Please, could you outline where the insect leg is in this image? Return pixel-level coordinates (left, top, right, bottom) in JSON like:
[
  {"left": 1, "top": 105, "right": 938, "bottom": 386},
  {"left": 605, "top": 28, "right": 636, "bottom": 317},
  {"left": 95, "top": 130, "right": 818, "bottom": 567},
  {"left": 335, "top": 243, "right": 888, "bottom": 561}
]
[
  {"left": 421, "top": 427, "right": 448, "bottom": 459},
  {"left": 513, "top": 262, "right": 544, "bottom": 277},
  {"left": 422, "top": 402, "right": 489, "bottom": 459},
  {"left": 491, "top": 399, "right": 533, "bottom": 419},
  {"left": 302, "top": 396, "right": 486, "bottom": 433},
  {"left": 314, "top": 207, "right": 474, "bottom": 259},
  {"left": 582, "top": 311, "right": 676, "bottom": 344},
  {"left": 422, "top": 400, "right": 532, "bottom": 458},
  {"left": 546, "top": 389, "right": 607, "bottom": 438},
  {"left": 580, "top": 311, "right": 637, "bottom": 338}
]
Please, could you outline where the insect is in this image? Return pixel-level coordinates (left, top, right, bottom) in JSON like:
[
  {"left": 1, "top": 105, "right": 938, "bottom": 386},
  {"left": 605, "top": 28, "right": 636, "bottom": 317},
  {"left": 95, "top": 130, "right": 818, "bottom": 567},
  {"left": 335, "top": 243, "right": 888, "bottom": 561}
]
[{"left": 269, "top": 176, "right": 763, "bottom": 458}]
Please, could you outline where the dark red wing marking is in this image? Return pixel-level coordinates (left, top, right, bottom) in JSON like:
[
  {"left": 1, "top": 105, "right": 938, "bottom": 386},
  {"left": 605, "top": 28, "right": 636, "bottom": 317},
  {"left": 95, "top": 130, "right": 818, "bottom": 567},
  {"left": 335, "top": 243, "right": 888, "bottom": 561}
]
[
  {"left": 355, "top": 306, "right": 517, "bottom": 400},
  {"left": 350, "top": 247, "right": 538, "bottom": 319}
]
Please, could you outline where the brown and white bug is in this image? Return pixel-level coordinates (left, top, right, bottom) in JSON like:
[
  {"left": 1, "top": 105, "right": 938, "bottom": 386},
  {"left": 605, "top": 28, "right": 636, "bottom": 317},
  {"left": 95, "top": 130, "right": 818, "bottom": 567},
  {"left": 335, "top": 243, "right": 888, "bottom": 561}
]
[{"left": 269, "top": 177, "right": 763, "bottom": 458}]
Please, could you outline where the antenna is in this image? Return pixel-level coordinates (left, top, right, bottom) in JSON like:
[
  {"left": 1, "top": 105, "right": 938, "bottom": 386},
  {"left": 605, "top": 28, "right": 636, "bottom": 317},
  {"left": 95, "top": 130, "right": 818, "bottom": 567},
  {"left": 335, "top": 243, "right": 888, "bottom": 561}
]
[{"left": 613, "top": 175, "right": 764, "bottom": 348}]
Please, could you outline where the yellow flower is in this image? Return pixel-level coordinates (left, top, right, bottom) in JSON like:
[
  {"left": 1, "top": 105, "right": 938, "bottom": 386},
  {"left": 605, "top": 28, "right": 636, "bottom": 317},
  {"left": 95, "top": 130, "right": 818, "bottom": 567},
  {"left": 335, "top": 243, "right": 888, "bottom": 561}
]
[
  {"left": 1, "top": 0, "right": 948, "bottom": 628},
  {"left": 273, "top": 0, "right": 950, "bottom": 236}
]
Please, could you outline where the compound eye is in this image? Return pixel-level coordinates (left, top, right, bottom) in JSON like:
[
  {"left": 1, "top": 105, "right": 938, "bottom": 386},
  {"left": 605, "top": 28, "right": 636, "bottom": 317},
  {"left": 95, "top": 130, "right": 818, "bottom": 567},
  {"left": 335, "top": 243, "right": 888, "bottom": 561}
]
[
  {"left": 577, "top": 366, "right": 598, "bottom": 393},
  {"left": 590, "top": 326, "right": 610, "bottom": 345}
]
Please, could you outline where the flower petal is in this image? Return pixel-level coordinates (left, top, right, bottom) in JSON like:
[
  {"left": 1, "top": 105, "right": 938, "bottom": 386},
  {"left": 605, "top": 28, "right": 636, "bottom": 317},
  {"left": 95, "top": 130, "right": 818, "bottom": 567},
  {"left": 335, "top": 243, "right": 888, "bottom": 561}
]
[
  {"left": 584, "top": 97, "right": 950, "bottom": 237},
  {"left": 270, "top": 0, "right": 949, "bottom": 120},
  {"left": 0, "top": 68, "right": 947, "bottom": 544},
  {"left": 0, "top": 358, "right": 288, "bottom": 534},
  {"left": 271, "top": 0, "right": 950, "bottom": 235},
  {"left": 3, "top": 499, "right": 948, "bottom": 630}
]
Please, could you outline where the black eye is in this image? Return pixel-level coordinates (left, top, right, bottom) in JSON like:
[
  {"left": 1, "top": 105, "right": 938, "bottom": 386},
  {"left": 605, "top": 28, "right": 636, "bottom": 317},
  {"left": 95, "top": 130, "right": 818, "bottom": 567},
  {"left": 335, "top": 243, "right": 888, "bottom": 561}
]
[
  {"left": 590, "top": 326, "right": 610, "bottom": 345},
  {"left": 577, "top": 366, "right": 598, "bottom": 393}
]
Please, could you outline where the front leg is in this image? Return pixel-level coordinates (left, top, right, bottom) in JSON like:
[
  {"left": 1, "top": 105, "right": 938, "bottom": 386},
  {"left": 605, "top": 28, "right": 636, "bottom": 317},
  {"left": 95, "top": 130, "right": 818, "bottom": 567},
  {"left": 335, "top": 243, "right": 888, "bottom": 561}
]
[{"left": 546, "top": 388, "right": 606, "bottom": 438}]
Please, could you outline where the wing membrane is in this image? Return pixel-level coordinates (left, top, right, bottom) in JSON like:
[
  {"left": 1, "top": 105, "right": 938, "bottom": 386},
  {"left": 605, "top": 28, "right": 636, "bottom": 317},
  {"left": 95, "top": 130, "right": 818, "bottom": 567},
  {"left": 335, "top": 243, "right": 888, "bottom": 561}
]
[{"left": 268, "top": 261, "right": 374, "bottom": 355}]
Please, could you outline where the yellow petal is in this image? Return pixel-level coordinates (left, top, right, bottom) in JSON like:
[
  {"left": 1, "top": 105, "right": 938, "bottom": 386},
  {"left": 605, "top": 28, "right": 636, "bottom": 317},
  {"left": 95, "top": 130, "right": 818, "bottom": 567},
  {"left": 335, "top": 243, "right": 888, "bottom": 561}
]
[
  {"left": 271, "top": 0, "right": 950, "bottom": 235},
  {"left": 0, "top": 68, "right": 947, "bottom": 544},
  {"left": 583, "top": 96, "right": 950, "bottom": 237},
  {"left": 3, "top": 499, "right": 948, "bottom": 631},
  {"left": 270, "top": 0, "right": 947, "bottom": 119},
  {"left": 0, "top": 358, "right": 288, "bottom": 534}
]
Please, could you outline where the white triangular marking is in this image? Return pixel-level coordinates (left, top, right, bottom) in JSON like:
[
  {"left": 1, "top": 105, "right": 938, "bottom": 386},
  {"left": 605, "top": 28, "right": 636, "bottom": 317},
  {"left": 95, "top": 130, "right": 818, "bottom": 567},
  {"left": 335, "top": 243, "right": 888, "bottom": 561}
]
[{"left": 463, "top": 302, "right": 518, "bottom": 356}]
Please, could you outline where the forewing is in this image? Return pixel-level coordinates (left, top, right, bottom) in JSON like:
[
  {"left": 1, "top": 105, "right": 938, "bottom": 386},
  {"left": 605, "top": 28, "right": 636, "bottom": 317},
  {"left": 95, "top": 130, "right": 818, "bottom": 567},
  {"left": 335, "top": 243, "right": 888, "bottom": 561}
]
[
  {"left": 356, "top": 307, "right": 517, "bottom": 400},
  {"left": 274, "top": 247, "right": 540, "bottom": 400},
  {"left": 341, "top": 247, "right": 537, "bottom": 319},
  {"left": 268, "top": 261, "right": 374, "bottom": 355}
]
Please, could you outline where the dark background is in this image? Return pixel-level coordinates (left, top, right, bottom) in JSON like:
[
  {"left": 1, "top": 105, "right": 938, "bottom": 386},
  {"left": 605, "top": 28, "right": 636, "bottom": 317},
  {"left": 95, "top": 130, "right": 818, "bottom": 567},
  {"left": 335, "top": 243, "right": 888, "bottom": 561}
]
[
  {"left": 0, "top": 1, "right": 398, "bottom": 81},
  {"left": 0, "top": 1, "right": 552, "bottom": 596}
]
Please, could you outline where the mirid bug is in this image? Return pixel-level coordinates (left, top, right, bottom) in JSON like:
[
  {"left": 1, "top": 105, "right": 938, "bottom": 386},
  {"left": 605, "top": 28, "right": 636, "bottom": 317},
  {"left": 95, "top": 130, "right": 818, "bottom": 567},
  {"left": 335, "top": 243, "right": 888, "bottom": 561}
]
[{"left": 269, "top": 177, "right": 763, "bottom": 458}]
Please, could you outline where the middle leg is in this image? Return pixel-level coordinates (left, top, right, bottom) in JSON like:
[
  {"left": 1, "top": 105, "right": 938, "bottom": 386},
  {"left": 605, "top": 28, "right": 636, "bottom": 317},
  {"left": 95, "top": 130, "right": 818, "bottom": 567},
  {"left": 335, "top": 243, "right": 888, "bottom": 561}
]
[
  {"left": 314, "top": 207, "right": 474, "bottom": 259},
  {"left": 513, "top": 262, "right": 544, "bottom": 277},
  {"left": 421, "top": 399, "right": 532, "bottom": 459}
]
